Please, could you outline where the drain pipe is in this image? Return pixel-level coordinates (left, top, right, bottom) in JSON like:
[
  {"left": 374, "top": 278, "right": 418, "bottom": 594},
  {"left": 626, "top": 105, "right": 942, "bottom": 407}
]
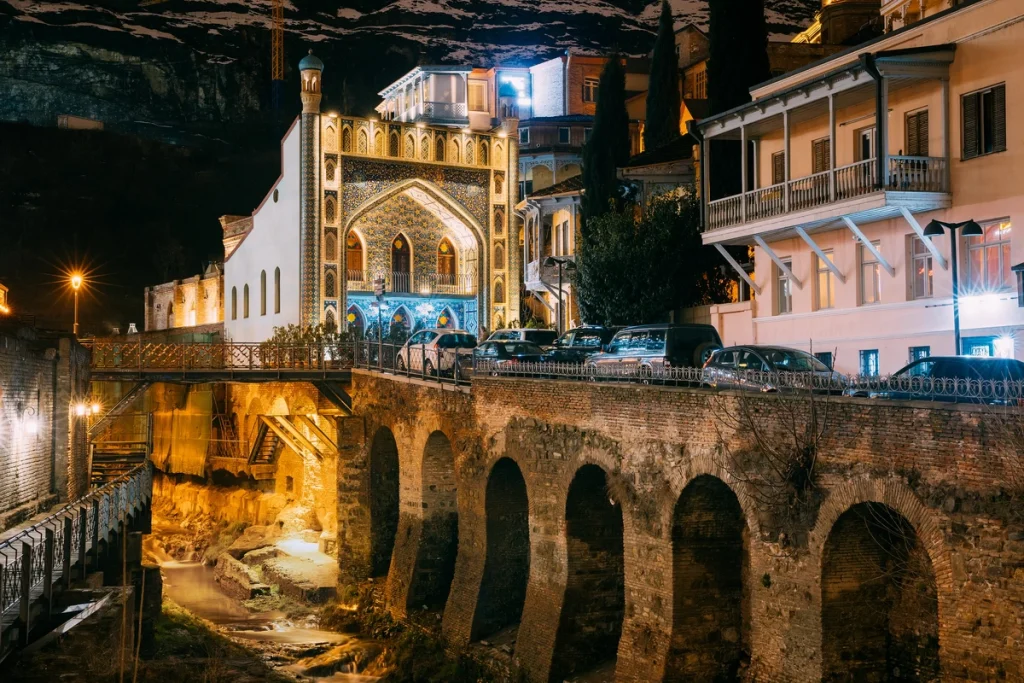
[
  {"left": 686, "top": 119, "right": 706, "bottom": 230},
  {"left": 860, "top": 54, "right": 886, "bottom": 189}
]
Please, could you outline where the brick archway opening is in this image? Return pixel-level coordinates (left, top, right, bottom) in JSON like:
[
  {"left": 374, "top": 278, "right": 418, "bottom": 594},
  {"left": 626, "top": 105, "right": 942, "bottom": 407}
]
[
  {"left": 408, "top": 430, "right": 459, "bottom": 611},
  {"left": 822, "top": 502, "right": 939, "bottom": 682},
  {"left": 666, "top": 475, "right": 749, "bottom": 682},
  {"left": 471, "top": 457, "right": 530, "bottom": 642},
  {"left": 550, "top": 464, "right": 625, "bottom": 682},
  {"left": 369, "top": 427, "right": 400, "bottom": 577}
]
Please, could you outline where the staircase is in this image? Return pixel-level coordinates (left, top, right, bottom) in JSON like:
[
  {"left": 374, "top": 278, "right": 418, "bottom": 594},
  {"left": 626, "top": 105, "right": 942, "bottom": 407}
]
[
  {"left": 248, "top": 421, "right": 281, "bottom": 465},
  {"left": 313, "top": 381, "right": 353, "bottom": 415},
  {"left": 90, "top": 449, "right": 147, "bottom": 485},
  {"left": 89, "top": 381, "right": 151, "bottom": 438}
]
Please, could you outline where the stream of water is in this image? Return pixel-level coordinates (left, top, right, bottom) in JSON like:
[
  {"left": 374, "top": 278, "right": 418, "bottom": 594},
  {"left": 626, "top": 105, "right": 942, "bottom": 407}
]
[{"left": 146, "top": 532, "right": 381, "bottom": 682}]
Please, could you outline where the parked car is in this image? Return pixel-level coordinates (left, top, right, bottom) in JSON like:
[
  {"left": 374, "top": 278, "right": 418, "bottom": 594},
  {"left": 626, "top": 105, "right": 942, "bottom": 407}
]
[
  {"left": 586, "top": 324, "right": 722, "bottom": 378},
  {"left": 395, "top": 329, "right": 477, "bottom": 376},
  {"left": 545, "top": 326, "right": 621, "bottom": 363},
  {"left": 850, "top": 356, "right": 1024, "bottom": 404},
  {"left": 473, "top": 340, "right": 548, "bottom": 373},
  {"left": 703, "top": 345, "right": 846, "bottom": 393},
  {"left": 487, "top": 328, "right": 559, "bottom": 348}
]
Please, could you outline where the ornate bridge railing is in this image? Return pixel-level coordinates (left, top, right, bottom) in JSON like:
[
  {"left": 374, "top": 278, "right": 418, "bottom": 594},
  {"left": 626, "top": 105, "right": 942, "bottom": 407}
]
[
  {"left": 86, "top": 342, "right": 354, "bottom": 373},
  {"left": 0, "top": 464, "right": 152, "bottom": 644}
]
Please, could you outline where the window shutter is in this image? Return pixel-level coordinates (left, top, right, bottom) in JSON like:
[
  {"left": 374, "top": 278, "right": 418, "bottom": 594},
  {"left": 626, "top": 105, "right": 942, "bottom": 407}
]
[
  {"left": 907, "top": 113, "right": 919, "bottom": 156},
  {"left": 772, "top": 152, "right": 785, "bottom": 185},
  {"left": 993, "top": 84, "right": 1006, "bottom": 152},
  {"left": 812, "top": 139, "right": 830, "bottom": 173},
  {"left": 962, "top": 93, "right": 979, "bottom": 159},
  {"left": 918, "top": 110, "right": 929, "bottom": 156}
]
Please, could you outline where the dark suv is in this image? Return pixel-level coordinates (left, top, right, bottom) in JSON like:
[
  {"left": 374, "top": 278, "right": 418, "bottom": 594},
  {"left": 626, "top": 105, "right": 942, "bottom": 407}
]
[
  {"left": 851, "top": 356, "right": 1024, "bottom": 403},
  {"left": 586, "top": 323, "right": 722, "bottom": 376},
  {"left": 545, "top": 326, "right": 621, "bottom": 363}
]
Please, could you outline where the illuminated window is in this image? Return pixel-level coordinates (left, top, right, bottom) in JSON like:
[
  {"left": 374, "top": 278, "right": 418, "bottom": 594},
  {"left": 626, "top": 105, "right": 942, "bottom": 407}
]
[
  {"left": 243, "top": 284, "right": 249, "bottom": 318},
  {"left": 583, "top": 77, "right": 599, "bottom": 103},
  {"left": 469, "top": 80, "right": 488, "bottom": 112},
  {"left": 816, "top": 249, "right": 835, "bottom": 310},
  {"left": 231, "top": 287, "right": 237, "bottom": 320},
  {"left": 274, "top": 268, "right": 280, "bottom": 314},
  {"left": 965, "top": 220, "right": 1012, "bottom": 292},
  {"left": 859, "top": 242, "right": 881, "bottom": 305},
  {"left": 910, "top": 236, "right": 933, "bottom": 299}
]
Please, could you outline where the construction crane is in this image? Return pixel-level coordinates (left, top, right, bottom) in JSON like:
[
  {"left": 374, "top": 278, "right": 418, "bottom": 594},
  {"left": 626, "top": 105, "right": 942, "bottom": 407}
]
[{"left": 271, "top": 0, "right": 284, "bottom": 111}]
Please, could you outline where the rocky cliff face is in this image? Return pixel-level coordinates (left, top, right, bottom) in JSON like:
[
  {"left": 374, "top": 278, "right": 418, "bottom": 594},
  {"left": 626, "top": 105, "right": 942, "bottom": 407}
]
[{"left": 0, "top": 0, "right": 819, "bottom": 137}]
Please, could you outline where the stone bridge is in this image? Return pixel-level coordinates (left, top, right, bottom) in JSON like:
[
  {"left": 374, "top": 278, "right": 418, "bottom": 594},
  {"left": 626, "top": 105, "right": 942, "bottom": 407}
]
[{"left": 328, "top": 370, "right": 1023, "bottom": 683}]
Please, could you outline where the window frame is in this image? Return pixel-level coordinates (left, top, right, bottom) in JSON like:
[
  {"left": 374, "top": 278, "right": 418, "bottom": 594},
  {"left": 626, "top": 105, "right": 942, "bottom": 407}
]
[
  {"left": 859, "top": 240, "right": 881, "bottom": 306},
  {"left": 909, "top": 235, "right": 933, "bottom": 300},
  {"left": 519, "top": 128, "right": 530, "bottom": 144},
  {"left": 776, "top": 257, "right": 793, "bottom": 315},
  {"left": 582, "top": 77, "right": 600, "bottom": 103},
  {"left": 811, "top": 136, "right": 831, "bottom": 174},
  {"left": 468, "top": 79, "right": 488, "bottom": 112},
  {"left": 558, "top": 127, "right": 570, "bottom": 145},
  {"left": 771, "top": 151, "right": 785, "bottom": 186},
  {"left": 964, "top": 219, "right": 1013, "bottom": 293},
  {"left": 859, "top": 349, "right": 880, "bottom": 376},
  {"left": 815, "top": 249, "right": 836, "bottom": 311},
  {"left": 905, "top": 108, "right": 929, "bottom": 157},
  {"left": 961, "top": 83, "right": 1007, "bottom": 160},
  {"left": 909, "top": 345, "right": 931, "bottom": 363}
]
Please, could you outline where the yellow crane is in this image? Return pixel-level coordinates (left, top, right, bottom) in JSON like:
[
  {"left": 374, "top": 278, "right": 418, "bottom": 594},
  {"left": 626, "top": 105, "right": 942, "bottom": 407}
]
[{"left": 272, "top": 0, "right": 284, "bottom": 109}]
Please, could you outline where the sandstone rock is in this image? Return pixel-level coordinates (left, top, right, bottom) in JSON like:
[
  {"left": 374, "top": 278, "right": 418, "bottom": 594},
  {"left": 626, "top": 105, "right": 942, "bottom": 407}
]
[
  {"left": 242, "top": 545, "right": 282, "bottom": 567},
  {"left": 275, "top": 504, "right": 321, "bottom": 536},
  {"left": 214, "top": 554, "right": 270, "bottom": 600},
  {"left": 227, "top": 525, "right": 279, "bottom": 559}
]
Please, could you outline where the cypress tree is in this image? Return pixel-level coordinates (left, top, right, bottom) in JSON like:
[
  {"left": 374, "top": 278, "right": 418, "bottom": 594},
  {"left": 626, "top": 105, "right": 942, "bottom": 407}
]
[
  {"left": 644, "top": 0, "right": 681, "bottom": 151},
  {"left": 581, "top": 55, "right": 630, "bottom": 231},
  {"left": 707, "top": 0, "right": 771, "bottom": 115}
]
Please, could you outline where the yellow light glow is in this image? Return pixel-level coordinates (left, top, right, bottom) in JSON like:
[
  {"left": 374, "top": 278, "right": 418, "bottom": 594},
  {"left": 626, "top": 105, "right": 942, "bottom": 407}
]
[
  {"left": 461, "top": 128, "right": 471, "bottom": 135},
  {"left": 70, "top": 274, "right": 84, "bottom": 290},
  {"left": 91, "top": 402, "right": 102, "bottom": 415},
  {"left": 0, "top": 303, "right": 9, "bottom": 315},
  {"left": 74, "top": 403, "right": 87, "bottom": 417},
  {"left": 328, "top": 112, "right": 339, "bottom": 118},
  {"left": 24, "top": 418, "right": 39, "bottom": 435},
  {"left": 497, "top": 131, "right": 508, "bottom": 138}
]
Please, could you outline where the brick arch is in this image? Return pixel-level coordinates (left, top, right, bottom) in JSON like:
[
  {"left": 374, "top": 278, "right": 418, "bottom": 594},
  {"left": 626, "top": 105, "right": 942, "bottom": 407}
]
[
  {"left": 667, "top": 449, "right": 764, "bottom": 541},
  {"left": 809, "top": 478, "right": 951, "bottom": 679}
]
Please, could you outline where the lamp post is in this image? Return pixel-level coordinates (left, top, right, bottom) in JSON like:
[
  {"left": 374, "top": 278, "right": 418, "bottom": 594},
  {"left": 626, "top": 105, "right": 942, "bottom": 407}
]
[
  {"left": 922, "top": 219, "right": 983, "bottom": 355},
  {"left": 70, "top": 273, "right": 84, "bottom": 337},
  {"left": 543, "top": 256, "right": 577, "bottom": 336}
]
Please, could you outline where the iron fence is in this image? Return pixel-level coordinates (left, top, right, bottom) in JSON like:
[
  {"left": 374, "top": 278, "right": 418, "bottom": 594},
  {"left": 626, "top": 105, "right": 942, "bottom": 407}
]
[
  {"left": 0, "top": 464, "right": 152, "bottom": 630},
  {"left": 86, "top": 341, "right": 354, "bottom": 372},
  {"left": 353, "top": 340, "right": 472, "bottom": 386}
]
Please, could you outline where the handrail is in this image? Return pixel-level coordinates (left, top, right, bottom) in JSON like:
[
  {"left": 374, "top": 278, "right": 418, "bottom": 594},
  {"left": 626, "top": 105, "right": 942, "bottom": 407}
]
[
  {"left": 0, "top": 464, "right": 152, "bottom": 624},
  {"left": 87, "top": 342, "right": 355, "bottom": 372}
]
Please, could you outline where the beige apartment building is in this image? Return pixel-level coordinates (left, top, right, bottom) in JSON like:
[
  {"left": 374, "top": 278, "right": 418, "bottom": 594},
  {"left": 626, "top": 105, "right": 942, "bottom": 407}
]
[{"left": 698, "top": 0, "right": 1022, "bottom": 374}]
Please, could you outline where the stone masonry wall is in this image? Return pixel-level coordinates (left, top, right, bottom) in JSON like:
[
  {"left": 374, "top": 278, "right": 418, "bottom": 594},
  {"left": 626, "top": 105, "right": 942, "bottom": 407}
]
[{"left": 341, "top": 370, "right": 1024, "bottom": 683}]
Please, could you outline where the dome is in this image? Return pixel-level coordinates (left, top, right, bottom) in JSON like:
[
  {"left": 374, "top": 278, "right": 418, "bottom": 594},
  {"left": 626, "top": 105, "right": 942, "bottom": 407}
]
[{"left": 299, "top": 49, "right": 324, "bottom": 72}]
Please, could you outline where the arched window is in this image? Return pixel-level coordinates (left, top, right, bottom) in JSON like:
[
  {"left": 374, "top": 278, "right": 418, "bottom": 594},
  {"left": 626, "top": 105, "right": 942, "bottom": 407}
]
[
  {"left": 465, "top": 140, "right": 475, "bottom": 165},
  {"left": 391, "top": 233, "right": 412, "bottom": 293},
  {"left": 374, "top": 130, "right": 384, "bottom": 156},
  {"left": 325, "top": 232, "right": 337, "bottom": 261},
  {"left": 494, "top": 174, "right": 504, "bottom": 196},
  {"left": 243, "top": 284, "right": 250, "bottom": 318},
  {"left": 358, "top": 129, "right": 368, "bottom": 154},
  {"left": 480, "top": 142, "right": 489, "bottom": 166},
  {"left": 494, "top": 279, "right": 505, "bottom": 303},
  {"left": 325, "top": 270, "right": 336, "bottom": 298},
  {"left": 421, "top": 135, "right": 430, "bottom": 160},
  {"left": 494, "top": 144, "right": 504, "bottom": 166},
  {"left": 437, "top": 237, "right": 457, "bottom": 279},
  {"left": 449, "top": 139, "right": 460, "bottom": 164},
  {"left": 437, "top": 308, "right": 456, "bottom": 329},
  {"left": 325, "top": 195, "right": 337, "bottom": 224},
  {"left": 274, "top": 268, "right": 280, "bottom": 314},
  {"left": 495, "top": 209, "right": 505, "bottom": 235},
  {"left": 494, "top": 243, "right": 505, "bottom": 270},
  {"left": 325, "top": 126, "right": 337, "bottom": 150},
  {"left": 346, "top": 305, "right": 365, "bottom": 335},
  {"left": 435, "top": 136, "right": 445, "bottom": 162},
  {"left": 260, "top": 270, "right": 267, "bottom": 316},
  {"left": 342, "top": 127, "right": 352, "bottom": 153},
  {"left": 347, "top": 232, "right": 364, "bottom": 280},
  {"left": 325, "top": 308, "right": 336, "bottom": 331},
  {"left": 231, "top": 287, "right": 237, "bottom": 320},
  {"left": 325, "top": 158, "right": 336, "bottom": 182},
  {"left": 405, "top": 134, "right": 415, "bottom": 158},
  {"left": 389, "top": 131, "right": 400, "bottom": 157},
  {"left": 390, "top": 306, "right": 412, "bottom": 340}
]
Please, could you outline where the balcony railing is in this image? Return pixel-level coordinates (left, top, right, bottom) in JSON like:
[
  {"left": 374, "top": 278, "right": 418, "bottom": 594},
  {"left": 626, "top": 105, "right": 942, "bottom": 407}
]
[
  {"left": 353, "top": 271, "right": 475, "bottom": 296},
  {"left": 707, "top": 156, "right": 948, "bottom": 231},
  {"left": 422, "top": 101, "right": 468, "bottom": 120}
]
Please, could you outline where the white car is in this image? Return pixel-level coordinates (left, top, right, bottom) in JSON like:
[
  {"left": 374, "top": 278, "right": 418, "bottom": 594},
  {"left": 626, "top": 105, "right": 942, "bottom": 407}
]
[{"left": 396, "top": 329, "right": 477, "bottom": 375}]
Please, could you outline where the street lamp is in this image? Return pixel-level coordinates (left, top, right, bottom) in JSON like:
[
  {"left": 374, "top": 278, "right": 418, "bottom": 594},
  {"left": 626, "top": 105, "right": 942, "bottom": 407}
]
[
  {"left": 922, "top": 219, "right": 983, "bottom": 355},
  {"left": 69, "top": 273, "right": 84, "bottom": 336},
  {"left": 543, "top": 256, "right": 577, "bottom": 335}
]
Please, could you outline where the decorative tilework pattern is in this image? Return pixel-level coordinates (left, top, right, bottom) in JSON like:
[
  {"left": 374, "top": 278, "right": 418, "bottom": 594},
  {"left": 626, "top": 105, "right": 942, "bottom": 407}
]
[
  {"left": 300, "top": 112, "right": 321, "bottom": 326},
  {"left": 347, "top": 293, "right": 476, "bottom": 335}
]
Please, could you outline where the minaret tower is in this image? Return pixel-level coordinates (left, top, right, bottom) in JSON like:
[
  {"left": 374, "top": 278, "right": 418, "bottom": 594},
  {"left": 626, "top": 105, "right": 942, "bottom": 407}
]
[{"left": 298, "top": 49, "right": 324, "bottom": 327}]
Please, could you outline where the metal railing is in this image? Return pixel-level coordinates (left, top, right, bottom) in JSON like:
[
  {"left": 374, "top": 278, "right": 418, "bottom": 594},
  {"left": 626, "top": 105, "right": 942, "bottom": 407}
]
[
  {"left": 475, "top": 361, "right": 1024, "bottom": 404},
  {"left": 347, "top": 269, "right": 372, "bottom": 292},
  {"left": 353, "top": 340, "right": 472, "bottom": 386},
  {"left": 380, "top": 270, "right": 476, "bottom": 296},
  {"left": 422, "top": 101, "right": 468, "bottom": 120},
  {"left": 0, "top": 464, "right": 152, "bottom": 631},
  {"left": 87, "top": 341, "right": 354, "bottom": 372},
  {"left": 706, "top": 155, "right": 947, "bottom": 231}
]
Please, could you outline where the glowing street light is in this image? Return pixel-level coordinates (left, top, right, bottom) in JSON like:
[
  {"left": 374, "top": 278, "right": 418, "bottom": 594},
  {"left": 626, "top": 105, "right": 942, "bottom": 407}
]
[
  {"left": 69, "top": 272, "right": 84, "bottom": 336},
  {"left": 923, "top": 219, "right": 984, "bottom": 355},
  {"left": 74, "top": 402, "right": 88, "bottom": 417}
]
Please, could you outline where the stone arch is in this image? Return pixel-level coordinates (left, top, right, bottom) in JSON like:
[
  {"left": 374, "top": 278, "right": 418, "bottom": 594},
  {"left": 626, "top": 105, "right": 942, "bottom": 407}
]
[
  {"left": 346, "top": 304, "right": 365, "bottom": 335},
  {"left": 357, "top": 129, "right": 368, "bottom": 154},
  {"left": 479, "top": 141, "right": 488, "bottom": 166},
  {"left": 389, "top": 130, "right": 400, "bottom": 157},
  {"left": 435, "top": 135, "right": 446, "bottom": 162},
  {"left": 407, "top": 430, "right": 460, "bottom": 612},
  {"left": 449, "top": 138, "right": 461, "bottom": 164},
  {"left": 550, "top": 464, "right": 625, "bottom": 681},
  {"left": 324, "top": 308, "right": 336, "bottom": 330},
  {"left": 471, "top": 457, "right": 530, "bottom": 641},
  {"left": 325, "top": 157, "right": 337, "bottom": 182},
  {"left": 494, "top": 143, "right": 504, "bottom": 166},
  {"left": 369, "top": 427, "right": 400, "bottom": 577},
  {"left": 325, "top": 125, "right": 337, "bottom": 151},
  {"left": 494, "top": 242, "right": 505, "bottom": 270},
  {"left": 819, "top": 498, "right": 941, "bottom": 682},
  {"left": 342, "top": 126, "right": 352, "bottom": 153},
  {"left": 374, "top": 130, "right": 384, "bottom": 156},
  {"left": 665, "top": 475, "right": 749, "bottom": 682},
  {"left": 404, "top": 132, "right": 415, "bottom": 158}
]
